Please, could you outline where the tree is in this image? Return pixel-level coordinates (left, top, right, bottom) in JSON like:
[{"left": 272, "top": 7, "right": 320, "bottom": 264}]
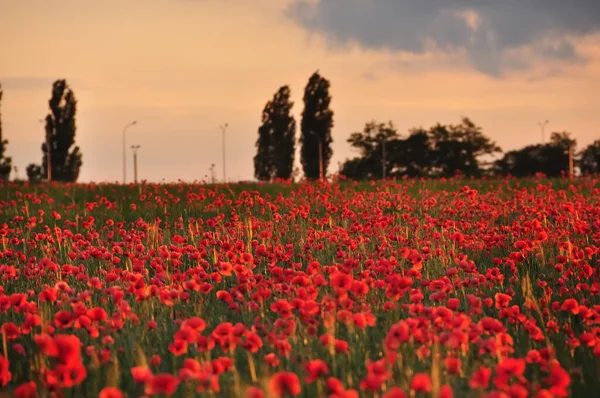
[
  {"left": 300, "top": 71, "right": 334, "bottom": 180},
  {"left": 428, "top": 118, "right": 501, "bottom": 177},
  {"left": 30, "top": 79, "right": 82, "bottom": 182},
  {"left": 340, "top": 117, "right": 500, "bottom": 180},
  {"left": 387, "top": 129, "right": 434, "bottom": 177},
  {"left": 254, "top": 111, "right": 273, "bottom": 181},
  {"left": 579, "top": 140, "right": 600, "bottom": 175},
  {"left": 0, "top": 83, "right": 12, "bottom": 181},
  {"left": 254, "top": 85, "right": 296, "bottom": 181},
  {"left": 26, "top": 164, "right": 43, "bottom": 183},
  {"left": 493, "top": 132, "right": 576, "bottom": 177},
  {"left": 341, "top": 121, "right": 399, "bottom": 179}
]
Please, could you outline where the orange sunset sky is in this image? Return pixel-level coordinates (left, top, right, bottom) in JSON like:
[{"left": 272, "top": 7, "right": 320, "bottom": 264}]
[{"left": 1, "top": 0, "right": 599, "bottom": 182}]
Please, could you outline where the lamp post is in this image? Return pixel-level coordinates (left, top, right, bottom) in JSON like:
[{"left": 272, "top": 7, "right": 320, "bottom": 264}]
[
  {"left": 538, "top": 120, "right": 549, "bottom": 144},
  {"left": 122, "top": 121, "right": 137, "bottom": 184},
  {"left": 382, "top": 137, "right": 386, "bottom": 180},
  {"left": 221, "top": 123, "right": 228, "bottom": 182},
  {"left": 309, "top": 131, "right": 324, "bottom": 179},
  {"left": 209, "top": 163, "right": 216, "bottom": 184},
  {"left": 39, "top": 118, "right": 51, "bottom": 181},
  {"left": 131, "top": 145, "right": 141, "bottom": 184}
]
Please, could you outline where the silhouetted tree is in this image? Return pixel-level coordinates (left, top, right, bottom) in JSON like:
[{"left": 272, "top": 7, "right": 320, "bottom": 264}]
[
  {"left": 341, "top": 121, "right": 399, "bottom": 179},
  {"left": 254, "top": 111, "right": 273, "bottom": 181},
  {"left": 26, "top": 164, "right": 43, "bottom": 183},
  {"left": 254, "top": 85, "right": 296, "bottom": 181},
  {"left": 580, "top": 140, "right": 600, "bottom": 175},
  {"left": 494, "top": 132, "right": 576, "bottom": 177},
  {"left": 0, "top": 83, "right": 12, "bottom": 181},
  {"left": 30, "top": 80, "right": 82, "bottom": 182},
  {"left": 388, "top": 129, "right": 434, "bottom": 177},
  {"left": 341, "top": 117, "right": 500, "bottom": 180},
  {"left": 428, "top": 118, "right": 501, "bottom": 177},
  {"left": 300, "top": 71, "right": 334, "bottom": 180}
]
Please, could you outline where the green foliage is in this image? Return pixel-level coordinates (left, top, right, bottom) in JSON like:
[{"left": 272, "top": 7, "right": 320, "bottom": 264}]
[
  {"left": 300, "top": 71, "right": 334, "bottom": 180},
  {"left": 35, "top": 79, "right": 82, "bottom": 182},
  {"left": 0, "top": 83, "right": 12, "bottom": 181},
  {"left": 254, "top": 85, "right": 296, "bottom": 181}
]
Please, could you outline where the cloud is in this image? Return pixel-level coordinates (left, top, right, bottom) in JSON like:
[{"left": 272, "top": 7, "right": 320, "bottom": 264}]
[
  {"left": 0, "top": 77, "right": 55, "bottom": 90},
  {"left": 0, "top": 77, "right": 87, "bottom": 91},
  {"left": 285, "top": 0, "right": 600, "bottom": 76}
]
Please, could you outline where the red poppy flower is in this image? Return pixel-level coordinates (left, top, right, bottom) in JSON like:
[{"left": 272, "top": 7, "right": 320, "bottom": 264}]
[
  {"left": 410, "top": 373, "right": 431, "bottom": 393},
  {"left": 495, "top": 293, "right": 512, "bottom": 309},
  {"left": 440, "top": 384, "right": 453, "bottom": 398},
  {"left": 494, "top": 358, "right": 526, "bottom": 389},
  {"left": 546, "top": 364, "right": 570, "bottom": 397},
  {"left": 304, "top": 359, "right": 329, "bottom": 382},
  {"left": 330, "top": 272, "right": 353, "bottom": 291},
  {"left": 1, "top": 322, "right": 21, "bottom": 340},
  {"left": 34, "top": 334, "right": 59, "bottom": 357},
  {"left": 53, "top": 334, "right": 83, "bottom": 366},
  {"left": 14, "top": 381, "right": 37, "bottom": 398},
  {"left": 181, "top": 317, "right": 207, "bottom": 332},
  {"left": 168, "top": 339, "right": 188, "bottom": 356},
  {"left": 469, "top": 366, "right": 491, "bottom": 389},
  {"left": 99, "top": 387, "right": 125, "bottom": 398},
  {"left": 131, "top": 366, "right": 153, "bottom": 384},
  {"left": 269, "top": 371, "right": 301, "bottom": 397},
  {"left": 145, "top": 373, "right": 180, "bottom": 396},
  {"left": 52, "top": 363, "right": 87, "bottom": 388},
  {"left": 445, "top": 356, "right": 462, "bottom": 375},
  {"left": 54, "top": 311, "right": 74, "bottom": 329},
  {"left": 0, "top": 354, "right": 12, "bottom": 387}
]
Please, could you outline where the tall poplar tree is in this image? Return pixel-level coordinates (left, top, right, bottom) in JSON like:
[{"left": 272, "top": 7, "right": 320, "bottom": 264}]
[
  {"left": 300, "top": 71, "right": 334, "bottom": 180},
  {"left": 0, "top": 83, "right": 12, "bottom": 181},
  {"left": 254, "top": 85, "right": 296, "bottom": 180}
]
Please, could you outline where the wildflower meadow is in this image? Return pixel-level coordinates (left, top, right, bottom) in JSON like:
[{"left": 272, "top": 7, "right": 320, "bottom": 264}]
[{"left": 0, "top": 177, "right": 598, "bottom": 398}]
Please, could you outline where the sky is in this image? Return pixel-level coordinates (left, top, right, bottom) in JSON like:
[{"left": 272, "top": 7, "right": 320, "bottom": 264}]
[{"left": 0, "top": 0, "right": 599, "bottom": 183}]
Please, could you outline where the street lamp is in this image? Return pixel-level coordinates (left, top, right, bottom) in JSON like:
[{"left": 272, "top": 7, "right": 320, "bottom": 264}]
[
  {"left": 309, "top": 131, "right": 324, "bottom": 180},
  {"left": 130, "top": 145, "right": 141, "bottom": 184},
  {"left": 39, "top": 118, "right": 51, "bottom": 181},
  {"left": 382, "top": 137, "right": 386, "bottom": 180},
  {"left": 122, "top": 121, "right": 137, "bottom": 184},
  {"left": 538, "top": 120, "right": 549, "bottom": 144},
  {"left": 221, "top": 123, "right": 228, "bottom": 182},
  {"left": 209, "top": 163, "right": 216, "bottom": 184}
]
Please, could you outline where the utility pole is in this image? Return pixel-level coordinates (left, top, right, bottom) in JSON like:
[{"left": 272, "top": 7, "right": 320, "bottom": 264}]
[
  {"left": 568, "top": 144, "right": 574, "bottom": 179},
  {"left": 309, "top": 131, "right": 324, "bottom": 179},
  {"left": 122, "top": 120, "right": 137, "bottom": 184},
  {"left": 382, "top": 137, "right": 386, "bottom": 179},
  {"left": 39, "top": 118, "right": 51, "bottom": 181},
  {"left": 221, "top": 123, "right": 228, "bottom": 182},
  {"left": 131, "top": 145, "right": 141, "bottom": 184},
  {"left": 538, "top": 120, "right": 549, "bottom": 144},
  {"left": 209, "top": 163, "right": 216, "bottom": 184}
]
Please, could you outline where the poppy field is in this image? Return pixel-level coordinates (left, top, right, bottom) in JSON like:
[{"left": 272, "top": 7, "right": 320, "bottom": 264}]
[{"left": 0, "top": 178, "right": 599, "bottom": 398}]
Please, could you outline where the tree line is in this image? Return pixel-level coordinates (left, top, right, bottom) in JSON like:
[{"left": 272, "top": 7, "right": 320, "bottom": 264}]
[
  {"left": 0, "top": 74, "right": 598, "bottom": 184},
  {"left": 254, "top": 72, "right": 600, "bottom": 180},
  {"left": 0, "top": 79, "right": 82, "bottom": 183},
  {"left": 340, "top": 119, "right": 599, "bottom": 179}
]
